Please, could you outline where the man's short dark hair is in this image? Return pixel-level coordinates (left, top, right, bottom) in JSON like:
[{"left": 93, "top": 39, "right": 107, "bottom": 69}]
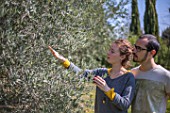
[{"left": 139, "top": 34, "right": 160, "bottom": 57}]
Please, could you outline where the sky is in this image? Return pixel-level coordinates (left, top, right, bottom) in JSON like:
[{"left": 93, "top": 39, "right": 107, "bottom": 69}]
[{"left": 138, "top": 0, "right": 170, "bottom": 35}]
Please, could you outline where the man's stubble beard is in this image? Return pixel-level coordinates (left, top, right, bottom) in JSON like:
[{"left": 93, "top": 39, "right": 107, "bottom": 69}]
[{"left": 133, "top": 52, "right": 148, "bottom": 63}]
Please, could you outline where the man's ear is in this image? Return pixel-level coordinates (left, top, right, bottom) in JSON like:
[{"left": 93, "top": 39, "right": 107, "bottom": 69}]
[{"left": 150, "top": 50, "right": 156, "bottom": 57}]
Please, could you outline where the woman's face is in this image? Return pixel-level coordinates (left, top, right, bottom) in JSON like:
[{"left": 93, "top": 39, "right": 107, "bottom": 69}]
[{"left": 107, "top": 42, "right": 121, "bottom": 65}]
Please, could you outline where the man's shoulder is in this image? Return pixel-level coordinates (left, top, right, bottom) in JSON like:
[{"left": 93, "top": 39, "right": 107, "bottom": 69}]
[{"left": 155, "top": 65, "right": 170, "bottom": 76}]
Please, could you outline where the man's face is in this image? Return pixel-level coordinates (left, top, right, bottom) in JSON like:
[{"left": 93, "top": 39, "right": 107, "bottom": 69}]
[{"left": 133, "top": 38, "right": 149, "bottom": 63}]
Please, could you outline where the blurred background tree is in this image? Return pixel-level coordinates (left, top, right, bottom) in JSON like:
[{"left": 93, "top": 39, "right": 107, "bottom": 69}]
[
  {"left": 144, "top": 0, "right": 159, "bottom": 39},
  {"left": 159, "top": 26, "right": 170, "bottom": 69},
  {"left": 130, "top": 0, "right": 141, "bottom": 35}
]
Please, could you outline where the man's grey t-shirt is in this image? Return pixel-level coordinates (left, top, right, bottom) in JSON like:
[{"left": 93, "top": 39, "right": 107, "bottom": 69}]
[{"left": 131, "top": 65, "right": 170, "bottom": 113}]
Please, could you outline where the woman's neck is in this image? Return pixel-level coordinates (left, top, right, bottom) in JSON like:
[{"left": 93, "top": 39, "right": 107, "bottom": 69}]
[{"left": 110, "top": 65, "right": 127, "bottom": 79}]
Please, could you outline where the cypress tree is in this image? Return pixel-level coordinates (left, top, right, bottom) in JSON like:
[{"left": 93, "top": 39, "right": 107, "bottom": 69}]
[
  {"left": 130, "top": 0, "right": 141, "bottom": 35},
  {"left": 144, "top": 0, "right": 159, "bottom": 38}
]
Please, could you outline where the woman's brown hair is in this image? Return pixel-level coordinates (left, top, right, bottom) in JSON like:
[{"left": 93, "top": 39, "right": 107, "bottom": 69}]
[{"left": 115, "top": 39, "right": 133, "bottom": 68}]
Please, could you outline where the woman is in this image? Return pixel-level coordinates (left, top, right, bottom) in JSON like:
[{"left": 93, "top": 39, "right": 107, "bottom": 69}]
[{"left": 48, "top": 39, "right": 135, "bottom": 113}]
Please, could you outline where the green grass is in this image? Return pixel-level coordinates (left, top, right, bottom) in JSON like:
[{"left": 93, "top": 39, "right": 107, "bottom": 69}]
[
  {"left": 128, "top": 106, "right": 131, "bottom": 113},
  {"left": 166, "top": 99, "right": 170, "bottom": 113}
]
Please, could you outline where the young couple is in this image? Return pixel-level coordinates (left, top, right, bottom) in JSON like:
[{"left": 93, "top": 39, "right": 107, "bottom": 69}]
[{"left": 49, "top": 34, "right": 170, "bottom": 113}]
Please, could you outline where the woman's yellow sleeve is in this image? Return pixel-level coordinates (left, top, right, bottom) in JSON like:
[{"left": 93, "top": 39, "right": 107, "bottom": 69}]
[
  {"left": 104, "top": 88, "right": 116, "bottom": 101},
  {"left": 62, "top": 59, "right": 71, "bottom": 68}
]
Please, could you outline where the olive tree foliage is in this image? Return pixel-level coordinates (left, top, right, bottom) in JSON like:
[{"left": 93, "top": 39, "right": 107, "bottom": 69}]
[
  {"left": 159, "top": 27, "right": 170, "bottom": 69},
  {"left": 104, "top": 0, "right": 130, "bottom": 38},
  {"left": 0, "top": 0, "right": 128, "bottom": 112}
]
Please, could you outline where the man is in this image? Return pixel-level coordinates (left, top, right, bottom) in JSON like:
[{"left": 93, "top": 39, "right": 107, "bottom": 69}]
[{"left": 131, "top": 34, "right": 170, "bottom": 113}]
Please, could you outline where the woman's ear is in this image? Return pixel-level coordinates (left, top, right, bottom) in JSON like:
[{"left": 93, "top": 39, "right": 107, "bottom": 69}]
[{"left": 120, "top": 55, "right": 126, "bottom": 61}]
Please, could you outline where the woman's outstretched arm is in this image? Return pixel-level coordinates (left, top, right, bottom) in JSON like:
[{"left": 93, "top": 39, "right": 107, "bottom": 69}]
[{"left": 48, "top": 46, "right": 115, "bottom": 98}]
